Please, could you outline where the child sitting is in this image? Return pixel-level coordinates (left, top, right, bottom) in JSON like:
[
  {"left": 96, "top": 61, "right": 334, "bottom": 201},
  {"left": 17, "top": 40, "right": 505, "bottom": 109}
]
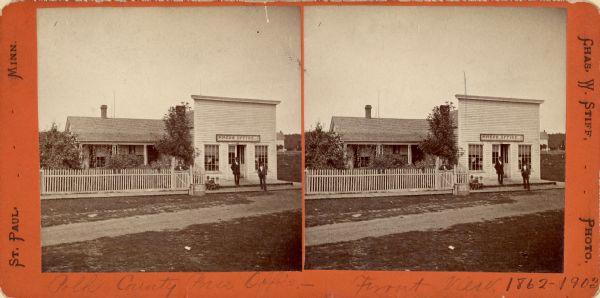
[{"left": 469, "top": 175, "right": 483, "bottom": 190}]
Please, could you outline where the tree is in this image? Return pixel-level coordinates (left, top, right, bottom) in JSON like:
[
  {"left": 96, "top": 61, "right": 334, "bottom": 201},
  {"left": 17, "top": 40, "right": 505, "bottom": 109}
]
[
  {"left": 419, "top": 102, "right": 458, "bottom": 166},
  {"left": 305, "top": 122, "right": 346, "bottom": 169},
  {"left": 39, "top": 123, "right": 81, "bottom": 169},
  {"left": 156, "top": 103, "right": 195, "bottom": 167}
]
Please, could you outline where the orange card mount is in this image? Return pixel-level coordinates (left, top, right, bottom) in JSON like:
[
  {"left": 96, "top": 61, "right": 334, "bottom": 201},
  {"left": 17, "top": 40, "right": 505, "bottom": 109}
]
[{"left": 0, "top": 1, "right": 599, "bottom": 298}]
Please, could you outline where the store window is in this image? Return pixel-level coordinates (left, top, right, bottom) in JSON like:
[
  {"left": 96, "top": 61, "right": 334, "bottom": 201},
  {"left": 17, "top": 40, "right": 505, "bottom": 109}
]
[
  {"left": 468, "top": 144, "right": 483, "bottom": 171},
  {"left": 228, "top": 145, "right": 236, "bottom": 165},
  {"left": 204, "top": 145, "right": 219, "bottom": 171},
  {"left": 518, "top": 145, "right": 531, "bottom": 169},
  {"left": 255, "top": 145, "right": 268, "bottom": 169}
]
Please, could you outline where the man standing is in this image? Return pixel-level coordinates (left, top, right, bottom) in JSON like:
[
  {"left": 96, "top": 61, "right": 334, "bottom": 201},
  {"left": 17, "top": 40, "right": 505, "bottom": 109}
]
[
  {"left": 231, "top": 157, "right": 241, "bottom": 186},
  {"left": 494, "top": 156, "right": 504, "bottom": 185},
  {"left": 258, "top": 161, "right": 268, "bottom": 191},
  {"left": 521, "top": 161, "right": 531, "bottom": 190}
]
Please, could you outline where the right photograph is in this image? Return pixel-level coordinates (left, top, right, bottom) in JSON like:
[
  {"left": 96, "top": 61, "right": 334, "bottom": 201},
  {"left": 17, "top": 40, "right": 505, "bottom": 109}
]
[{"left": 303, "top": 6, "right": 566, "bottom": 272}]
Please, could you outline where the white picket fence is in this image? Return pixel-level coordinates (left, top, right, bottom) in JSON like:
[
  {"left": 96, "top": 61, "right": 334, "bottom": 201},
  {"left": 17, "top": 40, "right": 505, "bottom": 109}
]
[
  {"left": 40, "top": 168, "right": 199, "bottom": 195},
  {"left": 305, "top": 168, "right": 469, "bottom": 195}
]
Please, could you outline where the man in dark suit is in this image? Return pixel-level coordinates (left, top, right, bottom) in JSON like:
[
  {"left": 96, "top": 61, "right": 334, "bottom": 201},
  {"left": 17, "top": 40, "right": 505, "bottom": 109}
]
[
  {"left": 521, "top": 161, "right": 531, "bottom": 190},
  {"left": 231, "top": 157, "right": 241, "bottom": 186},
  {"left": 257, "top": 161, "right": 267, "bottom": 191},
  {"left": 494, "top": 157, "right": 504, "bottom": 185}
]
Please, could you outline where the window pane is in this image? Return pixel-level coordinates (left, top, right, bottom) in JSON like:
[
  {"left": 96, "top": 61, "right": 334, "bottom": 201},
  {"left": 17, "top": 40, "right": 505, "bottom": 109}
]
[
  {"left": 468, "top": 144, "right": 483, "bottom": 171},
  {"left": 518, "top": 145, "right": 531, "bottom": 169},
  {"left": 255, "top": 145, "right": 268, "bottom": 170},
  {"left": 204, "top": 145, "right": 219, "bottom": 171}
]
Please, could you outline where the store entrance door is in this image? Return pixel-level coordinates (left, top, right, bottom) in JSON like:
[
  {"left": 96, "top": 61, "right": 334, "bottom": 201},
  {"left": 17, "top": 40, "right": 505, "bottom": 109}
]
[
  {"left": 501, "top": 144, "right": 510, "bottom": 178},
  {"left": 236, "top": 145, "right": 246, "bottom": 178}
]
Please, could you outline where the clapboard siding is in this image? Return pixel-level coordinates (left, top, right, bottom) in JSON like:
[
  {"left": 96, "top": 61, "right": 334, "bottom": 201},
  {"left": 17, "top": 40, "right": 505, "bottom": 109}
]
[
  {"left": 458, "top": 98, "right": 541, "bottom": 179},
  {"left": 194, "top": 100, "right": 276, "bottom": 143},
  {"left": 193, "top": 98, "right": 278, "bottom": 179}
]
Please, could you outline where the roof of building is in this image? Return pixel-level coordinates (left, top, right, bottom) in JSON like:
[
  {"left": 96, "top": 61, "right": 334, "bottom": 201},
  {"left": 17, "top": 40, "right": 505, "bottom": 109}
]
[
  {"left": 330, "top": 108, "right": 458, "bottom": 144},
  {"left": 65, "top": 116, "right": 166, "bottom": 143},
  {"left": 330, "top": 116, "right": 430, "bottom": 143},
  {"left": 191, "top": 95, "right": 280, "bottom": 105},
  {"left": 540, "top": 131, "right": 549, "bottom": 140},
  {"left": 455, "top": 94, "right": 544, "bottom": 105}
]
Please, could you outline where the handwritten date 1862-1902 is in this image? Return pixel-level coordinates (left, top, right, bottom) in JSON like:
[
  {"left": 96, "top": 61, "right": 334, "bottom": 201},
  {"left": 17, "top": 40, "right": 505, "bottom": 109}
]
[{"left": 506, "top": 276, "right": 598, "bottom": 292}]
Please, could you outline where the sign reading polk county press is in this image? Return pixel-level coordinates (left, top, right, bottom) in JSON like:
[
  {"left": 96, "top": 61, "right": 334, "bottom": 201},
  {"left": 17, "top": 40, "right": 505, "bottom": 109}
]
[
  {"left": 216, "top": 134, "right": 261, "bottom": 143},
  {"left": 480, "top": 134, "right": 524, "bottom": 142}
]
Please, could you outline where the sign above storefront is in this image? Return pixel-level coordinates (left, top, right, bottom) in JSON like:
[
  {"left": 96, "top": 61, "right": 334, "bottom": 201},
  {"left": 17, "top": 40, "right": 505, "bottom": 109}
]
[
  {"left": 480, "top": 134, "right": 524, "bottom": 142},
  {"left": 216, "top": 134, "right": 261, "bottom": 143}
]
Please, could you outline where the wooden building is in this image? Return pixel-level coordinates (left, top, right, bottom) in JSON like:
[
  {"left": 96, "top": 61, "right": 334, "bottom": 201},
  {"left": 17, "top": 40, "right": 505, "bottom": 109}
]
[
  {"left": 456, "top": 94, "right": 543, "bottom": 180},
  {"left": 330, "top": 94, "right": 543, "bottom": 180},
  {"left": 65, "top": 105, "right": 163, "bottom": 168},
  {"left": 330, "top": 105, "right": 429, "bottom": 168},
  {"left": 192, "top": 95, "right": 280, "bottom": 180}
]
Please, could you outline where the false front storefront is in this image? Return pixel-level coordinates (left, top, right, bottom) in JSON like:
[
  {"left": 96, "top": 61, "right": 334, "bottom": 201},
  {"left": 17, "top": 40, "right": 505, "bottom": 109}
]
[{"left": 192, "top": 95, "right": 280, "bottom": 181}]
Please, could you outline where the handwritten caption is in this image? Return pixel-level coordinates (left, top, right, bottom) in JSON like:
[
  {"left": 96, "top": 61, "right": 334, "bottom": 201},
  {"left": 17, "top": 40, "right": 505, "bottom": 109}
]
[{"left": 47, "top": 272, "right": 316, "bottom": 298}]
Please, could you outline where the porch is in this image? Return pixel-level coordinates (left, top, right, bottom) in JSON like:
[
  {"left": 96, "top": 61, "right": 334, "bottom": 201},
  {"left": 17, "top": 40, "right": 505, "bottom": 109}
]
[
  {"left": 344, "top": 143, "right": 424, "bottom": 168},
  {"left": 79, "top": 143, "right": 160, "bottom": 168}
]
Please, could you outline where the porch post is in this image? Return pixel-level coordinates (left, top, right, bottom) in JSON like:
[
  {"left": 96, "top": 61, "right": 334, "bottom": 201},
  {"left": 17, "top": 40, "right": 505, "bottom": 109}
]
[
  {"left": 408, "top": 144, "right": 412, "bottom": 164},
  {"left": 343, "top": 143, "right": 347, "bottom": 166},
  {"left": 78, "top": 143, "right": 83, "bottom": 167},
  {"left": 143, "top": 144, "right": 148, "bottom": 165}
]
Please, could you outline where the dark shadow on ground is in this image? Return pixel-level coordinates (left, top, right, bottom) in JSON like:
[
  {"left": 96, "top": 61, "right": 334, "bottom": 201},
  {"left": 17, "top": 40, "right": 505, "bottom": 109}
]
[
  {"left": 306, "top": 210, "right": 563, "bottom": 273},
  {"left": 43, "top": 210, "right": 302, "bottom": 272}
]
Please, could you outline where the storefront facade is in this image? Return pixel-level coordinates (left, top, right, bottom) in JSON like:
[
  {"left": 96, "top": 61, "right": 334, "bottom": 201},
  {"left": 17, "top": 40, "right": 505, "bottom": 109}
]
[
  {"left": 192, "top": 95, "right": 280, "bottom": 181},
  {"left": 456, "top": 94, "right": 543, "bottom": 180}
]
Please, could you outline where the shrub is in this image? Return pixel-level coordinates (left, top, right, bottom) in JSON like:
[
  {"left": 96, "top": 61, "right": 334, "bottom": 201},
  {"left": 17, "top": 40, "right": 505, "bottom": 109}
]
[
  {"left": 39, "top": 123, "right": 81, "bottom": 169},
  {"left": 106, "top": 154, "right": 143, "bottom": 169},
  {"left": 405, "top": 155, "right": 437, "bottom": 170},
  {"left": 305, "top": 122, "right": 346, "bottom": 169},
  {"left": 148, "top": 156, "right": 172, "bottom": 170},
  {"left": 369, "top": 154, "right": 406, "bottom": 169}
]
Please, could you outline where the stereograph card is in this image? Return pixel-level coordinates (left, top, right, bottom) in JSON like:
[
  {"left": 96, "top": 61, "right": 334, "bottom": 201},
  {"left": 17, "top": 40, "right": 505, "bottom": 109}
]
[{"left": 0, "top": 1, "right": 598, "bottom": 297}]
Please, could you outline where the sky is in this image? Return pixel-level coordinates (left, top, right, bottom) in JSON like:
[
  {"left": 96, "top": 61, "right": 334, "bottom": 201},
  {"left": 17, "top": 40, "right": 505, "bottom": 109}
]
[
  {"left": 304, "top": 6, "right": 566, "bottom": 133},
  {"left": 37, "top": 6, "right": 301, "bottom": 134}
]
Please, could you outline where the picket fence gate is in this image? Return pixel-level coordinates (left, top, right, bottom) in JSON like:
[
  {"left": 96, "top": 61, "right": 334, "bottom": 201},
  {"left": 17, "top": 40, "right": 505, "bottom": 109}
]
[
  {"left": 40, "top": 168, "right": 205, "bottom": 195},
  {"left": 305, "top": 168, "right": 469, "bottom": 195}
]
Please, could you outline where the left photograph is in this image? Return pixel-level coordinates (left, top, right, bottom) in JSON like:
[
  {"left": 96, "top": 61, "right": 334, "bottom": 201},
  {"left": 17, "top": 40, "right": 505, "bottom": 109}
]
[{"left": 38, "top": 6, "right": 302, "bottom": 272}]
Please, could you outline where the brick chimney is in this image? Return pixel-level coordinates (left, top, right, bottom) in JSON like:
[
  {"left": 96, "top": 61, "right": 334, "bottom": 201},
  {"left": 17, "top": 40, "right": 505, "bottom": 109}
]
[
  {"left": 100, "top": 105, "right": 108, "bottom": 118},
  {"left": 365, "top": 105, "right": 372, "bottom": 119}
]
